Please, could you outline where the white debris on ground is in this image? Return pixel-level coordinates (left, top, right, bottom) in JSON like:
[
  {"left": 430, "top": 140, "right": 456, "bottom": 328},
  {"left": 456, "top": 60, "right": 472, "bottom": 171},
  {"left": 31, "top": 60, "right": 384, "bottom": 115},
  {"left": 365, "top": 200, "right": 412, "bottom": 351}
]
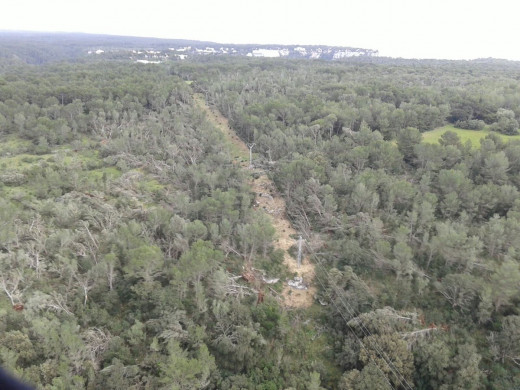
[
  {"left": 288, "top": 276, "right": 308, "bottom": 290},
  {"left": 262, "top": 277, "right": 280, "bottom": 285}
]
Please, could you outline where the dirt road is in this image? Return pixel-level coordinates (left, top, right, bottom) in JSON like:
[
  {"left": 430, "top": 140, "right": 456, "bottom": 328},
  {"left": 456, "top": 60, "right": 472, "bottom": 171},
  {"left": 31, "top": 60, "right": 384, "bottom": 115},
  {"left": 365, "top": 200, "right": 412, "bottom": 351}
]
[{"left": 194, "top": 94, "right": 316, "bottom": 308}]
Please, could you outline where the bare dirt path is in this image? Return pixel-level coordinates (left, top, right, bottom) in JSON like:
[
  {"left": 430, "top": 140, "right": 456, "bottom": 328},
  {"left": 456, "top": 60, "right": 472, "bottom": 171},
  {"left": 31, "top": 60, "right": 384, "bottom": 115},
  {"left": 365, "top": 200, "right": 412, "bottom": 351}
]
[{"left": 194, "top": 94, "right": 316, "bottom": 308}]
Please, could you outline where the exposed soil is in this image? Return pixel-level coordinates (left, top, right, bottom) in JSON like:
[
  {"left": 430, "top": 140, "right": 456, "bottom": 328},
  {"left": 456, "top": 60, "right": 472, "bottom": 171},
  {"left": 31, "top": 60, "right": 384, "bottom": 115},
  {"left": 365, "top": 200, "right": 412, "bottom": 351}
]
[{"left": 194, "top": 94, "right": 316, "bottom": 308}]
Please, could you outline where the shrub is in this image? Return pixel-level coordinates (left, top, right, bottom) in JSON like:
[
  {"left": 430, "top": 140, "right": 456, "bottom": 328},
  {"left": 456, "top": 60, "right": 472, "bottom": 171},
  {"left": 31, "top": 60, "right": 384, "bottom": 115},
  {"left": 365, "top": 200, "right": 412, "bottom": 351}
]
[{"left": 455, "top": 119, "right": 486, "bottom": 130}]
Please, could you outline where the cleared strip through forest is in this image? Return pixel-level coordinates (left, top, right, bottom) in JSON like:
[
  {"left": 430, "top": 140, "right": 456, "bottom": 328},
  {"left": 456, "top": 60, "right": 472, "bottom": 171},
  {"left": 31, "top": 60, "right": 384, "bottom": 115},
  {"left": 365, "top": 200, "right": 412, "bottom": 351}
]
[{"left": 193, "top": 94, "right": 316, "bottom": 308}]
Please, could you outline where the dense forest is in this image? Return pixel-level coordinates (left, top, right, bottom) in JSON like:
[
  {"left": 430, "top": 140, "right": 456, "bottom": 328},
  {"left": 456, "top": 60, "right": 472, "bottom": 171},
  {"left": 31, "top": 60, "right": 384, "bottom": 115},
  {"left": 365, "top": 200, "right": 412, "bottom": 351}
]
[{"left": 0, "top": 46, "right": 520, "bottom": 389}]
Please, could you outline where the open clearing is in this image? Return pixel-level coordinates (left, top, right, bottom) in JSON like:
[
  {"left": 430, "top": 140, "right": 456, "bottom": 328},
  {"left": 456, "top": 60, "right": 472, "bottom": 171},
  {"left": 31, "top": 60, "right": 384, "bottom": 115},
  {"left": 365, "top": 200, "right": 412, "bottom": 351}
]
[
  {"left": 194, "top": 94, "right": 316, "bottom": 308},
  {"left": 422, "top": 124, "right": 520, "bottom": 147}
]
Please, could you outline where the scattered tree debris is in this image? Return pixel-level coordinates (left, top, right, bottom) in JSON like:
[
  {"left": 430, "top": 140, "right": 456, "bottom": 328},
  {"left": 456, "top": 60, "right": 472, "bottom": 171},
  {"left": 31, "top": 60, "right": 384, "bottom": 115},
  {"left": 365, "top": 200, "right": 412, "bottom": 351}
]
[{"left": 257, "top": 290, "right": 265, "bottom": 304}]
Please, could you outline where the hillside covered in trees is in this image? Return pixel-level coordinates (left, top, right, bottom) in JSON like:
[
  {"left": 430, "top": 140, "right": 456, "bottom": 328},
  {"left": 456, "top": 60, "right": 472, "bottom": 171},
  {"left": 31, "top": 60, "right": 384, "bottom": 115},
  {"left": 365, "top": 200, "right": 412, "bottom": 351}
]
[{"left": 0, "top": 43, "right": 519, "bottom": 389}]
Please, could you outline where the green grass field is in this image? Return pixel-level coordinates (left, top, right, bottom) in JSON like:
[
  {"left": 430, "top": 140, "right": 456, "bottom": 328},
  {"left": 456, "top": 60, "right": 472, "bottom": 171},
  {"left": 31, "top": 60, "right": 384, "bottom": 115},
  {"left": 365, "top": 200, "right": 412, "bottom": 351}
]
[{"left": 422, "top": 125, "right": 520, "bottom": 148}]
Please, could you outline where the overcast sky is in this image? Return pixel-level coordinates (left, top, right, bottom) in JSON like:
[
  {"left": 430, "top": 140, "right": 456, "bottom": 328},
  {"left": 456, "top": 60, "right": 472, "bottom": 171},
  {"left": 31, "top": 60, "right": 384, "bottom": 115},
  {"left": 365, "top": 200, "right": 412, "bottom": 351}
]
[{"left": 2, "top": 0, "right": 520, "bottom": 60}]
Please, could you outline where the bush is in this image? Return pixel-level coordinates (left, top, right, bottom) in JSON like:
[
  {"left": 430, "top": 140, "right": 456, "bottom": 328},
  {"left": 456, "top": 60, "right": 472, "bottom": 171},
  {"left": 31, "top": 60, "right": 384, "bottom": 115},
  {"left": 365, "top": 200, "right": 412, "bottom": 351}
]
[
  {"left": 491, "top": 108, "right": 519, "bottom": 135},
  {"left": 455, "top": 119, "right": 486, "bottom": 130},
  {"left": 0, "top": 171, "right": 26, "bottom": 186}
]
